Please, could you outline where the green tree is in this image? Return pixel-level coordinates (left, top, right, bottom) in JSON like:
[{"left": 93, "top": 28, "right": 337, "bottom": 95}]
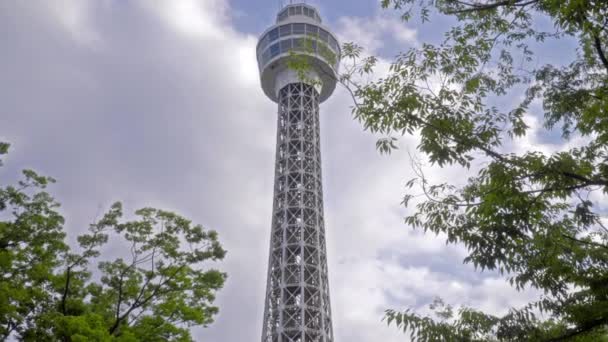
[
  {"left": 333, "top": 0, "right": 607, "bottom": 340},
  {"left": 0, "top": 143, "right": 227, "bottom": 341}
]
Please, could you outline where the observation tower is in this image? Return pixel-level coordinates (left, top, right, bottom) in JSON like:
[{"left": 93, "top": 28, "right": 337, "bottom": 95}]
[{"left": 256, "top": 2, "right": 340, "bottom": 342}]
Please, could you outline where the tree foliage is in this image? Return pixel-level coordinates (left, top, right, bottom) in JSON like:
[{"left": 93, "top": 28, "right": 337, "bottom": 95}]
[
  {"left": 335, "top": 0, "right": 607, "bottom": 340},
  {"left": 0, "top": 144, "right": 227, "bottom": 341}
]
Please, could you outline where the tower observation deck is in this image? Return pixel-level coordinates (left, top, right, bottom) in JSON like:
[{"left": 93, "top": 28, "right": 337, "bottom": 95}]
[{"left": 257, "top": 3, "right": 340, "bottom": 342}]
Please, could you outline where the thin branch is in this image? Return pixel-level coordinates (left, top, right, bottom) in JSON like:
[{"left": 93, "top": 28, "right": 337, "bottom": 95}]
[
  {"left": 2, "top": 320, "right": 15, "bottom": 340},
  {"left": 520, "top": 183, "right": 598, "bottom": 195},
  {"left": 446, "top": 0, "right": 539, "bottom": 14},
  {"left": 593, "top": 34, "right": 608, "bottom": 73},
  {"left": 562, "top": 234, "right": 608, "bottom": 250},
  {"left": 545, "top": 317, "right": 608, "bottom": 342},
  {"left": 597, "top": 219, "right": 608, "bottom": 234},
  {"left": 410, "top": 156, "right": 483, "bottom": 207},
  {"left": 112, "top": 246, "right": 139, "bottom": 336},
  {"left": 109, "top": 264, "right": 186, "bottom": 335}
]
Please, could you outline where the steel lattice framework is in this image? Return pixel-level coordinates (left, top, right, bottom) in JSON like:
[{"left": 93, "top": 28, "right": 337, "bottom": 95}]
[
  {"left": 262, "top": 83, "right": 333, "bottom": 342},
  {"left": 256, "top": 3, "right": 340, "bottom": 342}
]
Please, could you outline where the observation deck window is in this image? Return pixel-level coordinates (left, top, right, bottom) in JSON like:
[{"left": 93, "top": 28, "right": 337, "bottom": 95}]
[
  {"left": 318, "top": 44, "right": 335, "bottom": 62},
  {"left": 305, "top": 24, "right": 318, "bottom": 36},
  {"left": 293, "top": 23, "right": 305, "bottom": 35},
  {"left": 293, "top": 38, "right": 304, "bottom": 51},
  {"left": 280, "top": 39, "right": 292, "bottom": 51},
  {"left": 280, "top": 24, "right": 292, "bottom": 37},
  {"left": 269, "top": 28, "right": 279, "bottom": 41},
  {"left": 259, "top": 35, "right": 269, "bottom": 50},
  {"left": 319, "top": 29, "right": 329, "bottom": 43},
  {"left": 258, "top": 23, "right": 340, "bottom": 57},
  {"left": 329, "top": 36, "right": 339, "bottom": 51},
  {"left": 278, "top": 10, "right": 288, "bottom": 22},
  {"left": 270, "top": 43, "right": 280, "bottom": 58},
  {"left": 259, "top": 36, "right": 339, "bottom": 70},
  {"left": 277, "top": 5, "right": 322, "bottom": 24},
  {"left": 262, "top": 49, "right": 271, "bottom": 63},
  {"left": 258, "top": 20, "right": 340, "bottom": 71},
  {"left": 310, "top": 40, "right": 317, "bottom": 52},
  {"left": 259, "top": 38, "right": 339, "bottom": 68}
]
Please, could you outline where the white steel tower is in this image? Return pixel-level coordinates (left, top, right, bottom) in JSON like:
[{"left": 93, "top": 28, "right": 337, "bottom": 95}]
[{"left": 256, "top": 3, "right": 340, "bottom": 342}]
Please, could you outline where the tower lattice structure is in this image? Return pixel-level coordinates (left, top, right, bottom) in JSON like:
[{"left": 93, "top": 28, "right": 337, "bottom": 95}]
[{"left": 256, "top": 3, "right": 340, "bottom": 342}]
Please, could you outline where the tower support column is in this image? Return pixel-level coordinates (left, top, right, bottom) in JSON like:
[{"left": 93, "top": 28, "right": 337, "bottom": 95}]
[{"left": 262, "top": 82, "right": 333, "bottom": 342}]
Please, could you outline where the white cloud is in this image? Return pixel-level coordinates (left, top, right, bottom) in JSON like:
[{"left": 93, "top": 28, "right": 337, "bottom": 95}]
[
  {"left": 47, "top": 0, "right": 102, "bottom": 45},
  {"left": 337, "top": 14, "right": 418, "bottom": 53},
  {"left": 140, "top": 0, "right": 230, "bottom": 40}
]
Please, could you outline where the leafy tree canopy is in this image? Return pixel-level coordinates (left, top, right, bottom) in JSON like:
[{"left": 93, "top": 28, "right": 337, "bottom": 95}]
[
  {"left": 328, "top": 0, "right": 608, "bottom": 340},
  {"left": 0, "top": 143, "right": 227, "bottom": 341}
]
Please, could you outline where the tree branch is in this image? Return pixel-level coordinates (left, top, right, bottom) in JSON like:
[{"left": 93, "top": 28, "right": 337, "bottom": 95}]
[
  {"left": 593, "top": 34, "right": 608, "bottom": 73},
  {"left": 545, "top": 317, "right": 608, "bottom": 341},
  {"left": 112, "top": 270, "right": 127, "bottom": 334},
  {"left": 109, "top": 264, "right": 185, "bottom": 335},
  {"left": 446, "top": 0, "right": 539, "bottom": 14},
  {"left": 2, "top": 319, "right": 16, "bottom": 340},
  {"left": 60, "top": 267, "right": 71, "bottom": 315},
  {"left": 521, "top": 183, "right": 599, "bottom": 195},
  {"left": 561, "top": 234, "right": 608, "bottom": 250}
]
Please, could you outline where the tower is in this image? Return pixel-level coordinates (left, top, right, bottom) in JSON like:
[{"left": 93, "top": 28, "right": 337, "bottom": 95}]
[{"left": 257, "top": 3, "right": 340, "bottom": 342}]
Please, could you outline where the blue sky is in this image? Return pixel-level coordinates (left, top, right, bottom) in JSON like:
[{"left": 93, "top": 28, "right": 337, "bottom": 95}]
[{"left": 1, "top": 1, "right": 595, "bottom": 341}]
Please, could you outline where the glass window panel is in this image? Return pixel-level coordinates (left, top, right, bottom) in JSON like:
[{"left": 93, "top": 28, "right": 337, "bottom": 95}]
[
  {"left": 319, "top": 29, "right": 329, "bottom": 42},
  {"left": 305, "top": 24, "right": 318, "bottom": 36},
  {"left": 318, "top": 43, "right": 327, "bottom": 56},
  {"left": 278, "top": 10, "right": 288, "bottom": 22},
  {"left": 293, "top": 23, "right": 305, "bottom": 34},
  {"left": 270, "top": 43, "right": 280, "bottom": 57},
  {"left": 269, "top": 28, "right": 279, "bottom": 41},
  {"left": 319, "top": 44, "right": 336, "bottom": 63},
  {"left": 289, "top": 7, "right": 295, "bottom": 15},
  {"left": 327, "top": 51, "right": 337, "bottom": 62},
  {"left": 263, "top": 49, "right": 271, "bottom": 64},
  {"left": 329, "top": 36, "right": 339, "bottom": 51},
  {"left": 293, "top": 38, "right": 304, "bottom": 51},
  {"left": 311, "top": 40, "right": 317, "bottom": 52},
  {"left": 280, "top": 39, "right": 291, "bottom": 52},
  {"left": 295, "top": 6, "right": 302, "bottom": 15},
  {"left": 279, "top": 24, "right": 291, "bottom": 37},
  {"left": 303, "top": 7, "right": 310, "bottom": 16}
]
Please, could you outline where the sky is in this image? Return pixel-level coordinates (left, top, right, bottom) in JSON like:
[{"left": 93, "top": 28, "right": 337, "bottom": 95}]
[{"left": 0, "top": 1, "right": 590, "bottom": 341}]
